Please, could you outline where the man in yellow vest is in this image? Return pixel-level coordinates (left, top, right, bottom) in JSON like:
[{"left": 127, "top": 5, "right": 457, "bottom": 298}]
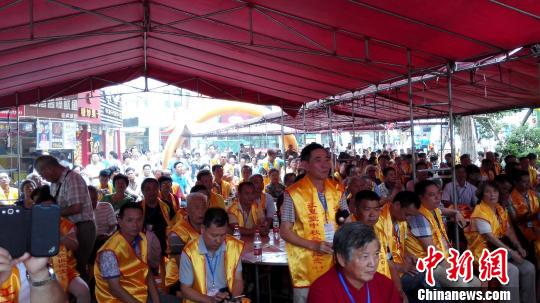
[
  {"left": 511, "top": 169, "right": 540, "bottom": 266},
  {"left": 196, "top": 170, "right": 225, "bottom": 209},
  {"left": 165, "top": 192, "right": 208, "bottom": 296},
  {"left": 280, "top": 143, "right": 348, "bottom": 303},
  {"left": 228, "top": 182, "right": 268, "bottom": 236},
  {"left": 259, "top": 149, "right": 285, "bottom": 176},
  {"left": 211, "top": 165, "right": 233, "bottom": 200},
  {"left": 95, "top": 202, "right": 160, "bottom": 303},
  {"left": 406, "top": 180, "right": 480, "bottom": 288},
  {"left": 180, "top": 208, "right": 245, "bottom": 303},
  {"left": 353, "top": 190, "right": 427, "bottom": 302},
  {"left": 0, "top": 172, "right": 18, "bottom": 205},
  {"left": 249, "top": 174, "right": 277, "bottom": 224},
  {"left": 527, "top": 153, "right": 538, "bottom": 188}
]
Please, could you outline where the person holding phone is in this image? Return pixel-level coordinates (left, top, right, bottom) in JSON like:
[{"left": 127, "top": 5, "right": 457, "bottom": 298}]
[
  {"left": 180, "top": 208, "right": 245, "bottom": 303},
  {"left": 280, "top": 143, "right": 347, "bottom": 303},
  {"left": 0, "top": 247, "right": 66, "bottom": 303}
]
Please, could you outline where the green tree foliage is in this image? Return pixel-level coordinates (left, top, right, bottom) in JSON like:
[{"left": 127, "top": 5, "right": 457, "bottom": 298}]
[{"left": 496, "top": 125, "right": 540, "bottom": 157}]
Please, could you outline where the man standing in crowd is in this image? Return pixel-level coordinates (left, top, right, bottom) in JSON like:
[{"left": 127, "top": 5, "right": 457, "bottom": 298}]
[
  {"left": 84, "top": 153, "right": 104, "bottom": 187},
  {"left": 280, "top": 143, "right": 348, "bottom": 303},
  {"left": 35, "top": 155, "right": 96, "bottom": 282},
  {"left": 180, "top": 208, "right": 245, "bottom": 302},
  {"left": 259, "top": 149, "right": 285, "bottom": 175},
  {"left": 0, "top": 172, "right": 18, "bottom": 205},
  {"left": 94, "top": 202, "right": 160, "bottom": 303}
]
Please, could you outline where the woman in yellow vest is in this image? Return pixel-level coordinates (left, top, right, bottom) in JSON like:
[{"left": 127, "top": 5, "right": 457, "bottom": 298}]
[
  {"left": 196, "top": 170, "right": 226, "bottom": 209},
  {"left": 466, "top": 182, "right": 535, "bottom": 302},
  {"left": 180, "top": 208, "right": 247, "bottom": 303},
  {"left": 94, "top": 202, "right": 160, "bottom": 303}
]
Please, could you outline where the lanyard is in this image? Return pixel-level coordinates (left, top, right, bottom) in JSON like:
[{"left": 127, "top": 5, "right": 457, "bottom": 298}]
[
  {"left": 318, "top": 193, "right": 329, "bottom": 222},
  {"left": 205, "top": 251, "right": 220, "bottom": 288},
  {"left": 338, "top": 271, "right": 370, "bottom": 303}
]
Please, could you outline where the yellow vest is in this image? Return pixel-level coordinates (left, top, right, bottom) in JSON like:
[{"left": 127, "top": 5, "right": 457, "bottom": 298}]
[
  {"left": 285, "top": 176, "right": 343, "bottom": 288},
  {"left": 0, "top": 187, "right": 18, "bottom": 205},
  {"left": 465, "top": 202, "right": 508, "bottom": 260},
  {"left": 374, "top": 203, "right": 407, "bottom": 279},
  {"left": 262, "top": 159, "right": 280, "bottom": 171},
  {"left": 209, "top": 193, "right": 225, "bottom": 209},
  {"left": 227, "top": 200, "right": 264, "bottom": 228},
  {"left": 142, "top": 199, "right": 171, "bottom": 226},
  {"left": 406, "top": 206, "right": 450, "bottom": 259},
  {"left": 165, "top": 219, "right": 200, "bottom": 287},
  {"left": 511, "top": 189, "right": 539, "bottom": 241},
  {"left": 529, "top": 166, "right": 538, "bottom": 187},
  {"left": 50, "top": 218, "right": 79, "bottom": 291},
  {"left": 95, "top": 232, "right": 149, "bottom": 303},
  {"left": 213, "top": 180, "right": 232, "bottom": 200},
  {"left": 182, "top": 235, "right": 244, "bottom": 303},
  {"left": 0, "top": 265, "right": 20, "bottom": 302}
]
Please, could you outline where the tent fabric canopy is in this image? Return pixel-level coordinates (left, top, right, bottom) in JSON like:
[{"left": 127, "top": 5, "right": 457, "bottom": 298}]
[{"left": 1, "top": 0, "right": 540, "bottom": 120}]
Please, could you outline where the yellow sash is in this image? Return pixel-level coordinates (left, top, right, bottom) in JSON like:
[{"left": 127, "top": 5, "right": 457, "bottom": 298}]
[
  {"left": 406, "top": 206, "right": 450, "bottom": 259},
  {"left": 0, "top": 266, "right": 20, "bottom": 303},
  {"left": 262, "top": 159, "right": 279, "bottom": 171},
  {"left": 227, "top": 200, "right": 263, "bottom": 228},
  {"left": 94, "top": 232, "right": 149, "bottom": 303},
  {"left": 212, "top": 180, "right": 232, "bottom": 200},
  {"left": 511, "top": 189, "right": 539, "bottom": 241},
  {"left": 375, "top": 203, "right": 407, "bottom": 279},
  {"left": 142, "top": 199, "right": 171, "bottom": 226},
  {"left": 50, "top": 218, "right": 79, "bottom": 291},
  {"left": 285, "top": 176, "right": 343, "bottom": 288},
  {"left": 465, "top": 202, "right": 508, "bottom": 260},
  {"left": 209, "top": 193, "right": 225, "bottom": 209},
  {"left": 182, "top": 235, "right": 244, "bottom": 302},
  {"left": 0, "top": 188, "right": 18, "bottom": 205},
  {"left": 529, "top": 166, "right": 538, "bottom": 187},
  {"left": 165, "top": 219, "right": 200, "bottom": 287}
]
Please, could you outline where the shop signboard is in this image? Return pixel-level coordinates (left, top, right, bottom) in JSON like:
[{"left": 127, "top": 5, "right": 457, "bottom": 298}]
[{"left": 36, "top": 120, "right": 77, "bottom": 150}]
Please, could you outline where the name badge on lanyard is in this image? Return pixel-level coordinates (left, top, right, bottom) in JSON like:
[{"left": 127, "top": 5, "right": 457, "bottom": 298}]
[{"left": 324, "top": 223, "right": 335, "bottom": 243}]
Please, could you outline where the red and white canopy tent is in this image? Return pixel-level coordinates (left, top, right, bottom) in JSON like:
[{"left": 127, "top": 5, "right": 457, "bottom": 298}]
[
  {"left": 4, "top": 0, "right": 540, "bottom": 249},
  {"left": 1, "top": 0, "right": 540, "bottom": 113}
]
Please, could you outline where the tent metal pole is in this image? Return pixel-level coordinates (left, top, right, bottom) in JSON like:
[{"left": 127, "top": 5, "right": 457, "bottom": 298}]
[
  {"left": 407, "top": 50, "right": 417, "bottom": 182},
  {"left": 448, "top": 62, "right": 459, "bottom": 250},
  {"left": 352, "top": 100, "right": 356, "bottom": 157},
  {"left": 281, "top": 104, "right": 285, "bottom": 155},
  {"left": 302, "top": 104, "right": 307, "bottom": 145},
  {"left": 16, "top": 93, "right": 21, "bottom": 186},
  {"left": 440, "top": 117, "right": 444, "bottom": 162},
  {"left": 328, "top": 106, "right": 335, "bottom": 174}
]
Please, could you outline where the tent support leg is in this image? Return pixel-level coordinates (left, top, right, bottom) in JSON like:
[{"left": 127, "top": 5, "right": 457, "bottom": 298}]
[
  {"left": 448, "top": 62, "right": 460, "bottom": 250},
  {"left": 407, "top": 49, "right": 416, "bottom": 182}
]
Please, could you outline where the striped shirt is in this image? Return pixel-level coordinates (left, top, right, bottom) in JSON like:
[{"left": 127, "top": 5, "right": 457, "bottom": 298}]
[{"left": 94, "top": 202, "right": 117, "bottom": 235}]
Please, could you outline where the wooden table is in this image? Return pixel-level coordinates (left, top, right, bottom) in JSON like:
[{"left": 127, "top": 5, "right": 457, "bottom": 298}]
[{"left": 240, "top": 233, "right": 288, "bottom": 302}]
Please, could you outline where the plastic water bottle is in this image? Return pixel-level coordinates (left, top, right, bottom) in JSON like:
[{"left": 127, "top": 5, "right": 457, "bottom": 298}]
[
  {"left": 253, "top": 228, "right": 262, "bottom": 262},
  {"left": 233, "top": 224, "right": 241, "bottom": 240},
  {"left": 272, "top": 213, "right": 280, "bottom": 241}
]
